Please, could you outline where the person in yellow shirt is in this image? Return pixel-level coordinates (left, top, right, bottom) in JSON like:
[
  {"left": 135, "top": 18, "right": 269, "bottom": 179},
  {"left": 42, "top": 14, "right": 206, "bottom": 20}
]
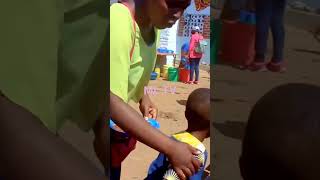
[{"left": 110, "top": 0, "right": 202, "bottom": 179}]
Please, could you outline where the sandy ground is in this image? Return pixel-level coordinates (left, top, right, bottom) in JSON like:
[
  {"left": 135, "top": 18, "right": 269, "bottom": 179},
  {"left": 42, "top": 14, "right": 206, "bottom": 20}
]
[
  {"left": 120, "top": 69, "right": 211, "bottom": 179},
  {"left": 212, "top": 24, "right": 320, "bottom": 180}
]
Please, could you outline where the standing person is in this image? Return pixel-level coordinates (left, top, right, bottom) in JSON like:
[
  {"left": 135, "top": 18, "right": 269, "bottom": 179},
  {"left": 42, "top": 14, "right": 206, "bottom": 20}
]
[
  {"left": 110, "top": 1, "right": 201, "bottom": 180},
  {"left": 249, "top": 0, "right": 287, "bottom": 72},
  {"left": 188, "top": 26, "right": 204, "bottom": 84}
]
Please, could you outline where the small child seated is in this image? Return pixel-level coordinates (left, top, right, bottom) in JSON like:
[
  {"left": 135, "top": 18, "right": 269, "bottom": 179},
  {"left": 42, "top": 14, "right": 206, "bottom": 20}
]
[
  {"left": 240, "top": 83, "right": 320, "bottom": 180},
  {"left": 146, "top": 88, "right": 210, "bottom": 180}
]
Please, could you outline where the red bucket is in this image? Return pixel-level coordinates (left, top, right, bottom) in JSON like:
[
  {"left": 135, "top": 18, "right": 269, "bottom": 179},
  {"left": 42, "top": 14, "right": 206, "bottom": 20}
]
[
  {"left": 220, "top": 21, "right": 256, "bottom": 66},
  {"left": 179, "top": 68, "right": 190, "bottom": 83}
]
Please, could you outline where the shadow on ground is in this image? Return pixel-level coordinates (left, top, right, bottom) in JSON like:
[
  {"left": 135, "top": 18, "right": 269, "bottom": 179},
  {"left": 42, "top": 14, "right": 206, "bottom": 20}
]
[
  {"left": 294, "top": 48, "right": 320, "bottom": 55},
  {"left": 213, "top": 121, "right": 247, "bottom": 140},
  {"left": 176, "top": 99, "right": 187, "bottom": 106}
]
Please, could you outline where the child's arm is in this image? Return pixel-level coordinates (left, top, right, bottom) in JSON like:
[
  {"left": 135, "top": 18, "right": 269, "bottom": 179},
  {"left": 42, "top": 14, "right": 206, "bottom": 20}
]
[
  {"left": 110, "top": 93, "right": 201, "bottom": 180},
  {"left": 0, "top": 94, "right": 105, "bottom": 180}
]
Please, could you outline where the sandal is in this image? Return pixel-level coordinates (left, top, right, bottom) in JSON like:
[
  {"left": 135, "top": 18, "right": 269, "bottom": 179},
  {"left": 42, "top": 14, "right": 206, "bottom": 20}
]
[
  {"left": 267, "top": 61, "right": 287, "bottom": 73},
  {"left": 248, "top": 61, "right": 267, "bottom": 72}
]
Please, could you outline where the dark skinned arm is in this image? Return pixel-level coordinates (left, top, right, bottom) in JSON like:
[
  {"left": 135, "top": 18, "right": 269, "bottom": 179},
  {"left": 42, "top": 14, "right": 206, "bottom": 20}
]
[
  {"left": 0, "top": 94, "right": 105, "bottom": 180},
  {"left": 110, "top": 92, "right": 201, "bottom": 180}
]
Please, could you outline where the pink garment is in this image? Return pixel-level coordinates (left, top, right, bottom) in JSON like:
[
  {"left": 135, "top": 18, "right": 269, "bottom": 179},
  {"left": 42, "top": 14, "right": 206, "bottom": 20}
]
[{"left": 189, "top": 33, "right": 204, "bottom": 59}]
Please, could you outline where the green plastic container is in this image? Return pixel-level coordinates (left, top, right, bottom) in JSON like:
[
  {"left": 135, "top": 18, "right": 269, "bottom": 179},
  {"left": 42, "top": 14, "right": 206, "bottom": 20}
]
[
  {"left": 211, "top": 18, "right": 222, "bottom": 65},
  {"left": 168, "top": 67, "right": 178, "bottom": 82}
]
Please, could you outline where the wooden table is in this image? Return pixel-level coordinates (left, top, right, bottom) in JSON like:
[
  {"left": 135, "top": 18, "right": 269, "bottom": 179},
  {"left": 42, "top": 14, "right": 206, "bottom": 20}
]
[{"left": 156, "top": 53, "right": 177, "bottom": 67}]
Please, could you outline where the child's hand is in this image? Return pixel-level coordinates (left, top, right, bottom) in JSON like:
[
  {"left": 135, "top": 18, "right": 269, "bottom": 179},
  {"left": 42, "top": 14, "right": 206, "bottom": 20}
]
[
  {"left": 139, "top": 94, "right": 158, "bottom": 119},
  {"left": 166, "top": 141, "right": 201, "bottom": 179}
]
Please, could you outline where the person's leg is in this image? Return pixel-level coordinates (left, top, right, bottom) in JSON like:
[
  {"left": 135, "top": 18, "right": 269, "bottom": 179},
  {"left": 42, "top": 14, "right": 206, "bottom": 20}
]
[
  {"left": 255, "top": 0, "right": 273, "bottom": 62},
  {"left": 189, "top": 59, "right": 195, "bottom": 82},
  {"left": 270, "top": 0, "right": 286, "bottom": 62},
  {"left": 266, "top": 0, "right": 287, "bottom": 72},
  {"left": 0, "top": 94, "right": 105, "bottom": 180},
  {"left": 194, "top": 58, "right": 201, "bottom": 83},
  {"left": 249, "top": 0, "right": 273, "bottom": 71}
]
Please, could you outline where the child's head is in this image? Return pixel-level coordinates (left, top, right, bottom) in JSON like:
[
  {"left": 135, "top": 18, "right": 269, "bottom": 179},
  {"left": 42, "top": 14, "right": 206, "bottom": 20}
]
[
  {"left": 136, "top": 0, "right": 191, "bottom": 29},
  {"left": 185, "top": 88, "right": 210, "bottom": 138},
  {"left": 240, "top": 83, "right": 320, "bottom": 180}
]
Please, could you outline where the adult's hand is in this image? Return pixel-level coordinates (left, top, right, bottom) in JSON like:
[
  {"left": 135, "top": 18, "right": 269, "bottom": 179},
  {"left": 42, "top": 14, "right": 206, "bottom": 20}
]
[
  {"left": 166, "top": 142, "right": 201, "bottom": 180},
  {"left": 110, "top": 93, "right": 201, "bottom": 179},
  {"left": 139, "top": 94, "right": 158, "bottom": 119}
]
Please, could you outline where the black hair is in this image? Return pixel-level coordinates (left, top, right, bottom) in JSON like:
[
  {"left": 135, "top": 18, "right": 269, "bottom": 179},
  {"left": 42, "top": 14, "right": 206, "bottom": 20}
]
[
  {"left": 185, "top": 88, "right": 210, "bottom": 130},
  {"left": 240, "top": 83, "right": 320, "bottom": 180}
]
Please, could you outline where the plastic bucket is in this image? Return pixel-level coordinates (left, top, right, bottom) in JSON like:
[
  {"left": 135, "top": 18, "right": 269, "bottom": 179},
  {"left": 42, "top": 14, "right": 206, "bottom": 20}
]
[
  {"left": 168, "top": 67, "right": 178, "bottom": 82},
  {"left": 162, "top": 65, "right": 170, "bottom": 78},
  {"left": 211, "top": 18, "right": 222, "bottom": 65},
  {"left": 150, "top": 72, "right": 158, "bottom": 80},
  {"left": 179, "top": 68, "right": 190, "bottom": 83},
  {"left": 154, "top": 67, "right": 161, "bottom": 78}
]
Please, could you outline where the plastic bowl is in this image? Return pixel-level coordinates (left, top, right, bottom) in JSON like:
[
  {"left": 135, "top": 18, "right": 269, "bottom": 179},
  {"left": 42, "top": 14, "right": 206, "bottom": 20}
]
[{"left": 147, "top": 118, "right": 160, "bottom": 129}]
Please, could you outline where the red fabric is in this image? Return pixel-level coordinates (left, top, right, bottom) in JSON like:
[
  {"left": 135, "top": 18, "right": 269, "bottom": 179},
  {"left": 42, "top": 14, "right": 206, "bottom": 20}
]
[
  {"left": 111, "top": 136, "right": 137, "bottom": 167},
  {"left": 189, "top": 33, "right": 204, "bottom": 59},
  {"left": 220, "top": 21, "right": 256, "bottom": 66}
]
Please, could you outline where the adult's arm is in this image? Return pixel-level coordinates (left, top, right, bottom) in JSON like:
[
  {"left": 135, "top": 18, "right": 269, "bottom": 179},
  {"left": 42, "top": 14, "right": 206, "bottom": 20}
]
[
  {"left": 110, "top": 92, "right": 201, "bottom": 179},
  {"left": 0, "top": 94, "right": 105, "bottom": 180}
]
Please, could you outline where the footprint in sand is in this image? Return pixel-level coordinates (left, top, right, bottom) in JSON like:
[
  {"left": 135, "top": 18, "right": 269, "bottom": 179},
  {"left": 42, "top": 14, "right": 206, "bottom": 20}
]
[
  {"left": 159, "top": 111, "right": 175, "bottom": 120},
  {"left": 234, "top": 98, "right": 248, "bottom": 103},
  {"left": 215, "top": 79, "right": 248, "bottom": 87}
]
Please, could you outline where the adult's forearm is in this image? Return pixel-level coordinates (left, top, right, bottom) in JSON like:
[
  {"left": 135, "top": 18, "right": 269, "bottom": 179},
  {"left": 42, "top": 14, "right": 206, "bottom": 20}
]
[
  {"left": 110, "top": 92, "right": 174, "bottom": 155},
  {"left": 0, "top": 95, "right": 105, "bottom": 180}
]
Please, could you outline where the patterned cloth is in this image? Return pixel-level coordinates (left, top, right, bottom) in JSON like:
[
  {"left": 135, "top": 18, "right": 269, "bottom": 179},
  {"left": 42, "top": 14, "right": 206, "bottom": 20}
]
[{"left": 146, "top": 132, "right": 208, "bottom": 180}]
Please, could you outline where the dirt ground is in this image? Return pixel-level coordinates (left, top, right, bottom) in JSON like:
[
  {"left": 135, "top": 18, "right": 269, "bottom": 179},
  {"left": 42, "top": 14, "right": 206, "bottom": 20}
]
[{"left": 120, "top": 69, "right": 211, "bottom": 180}]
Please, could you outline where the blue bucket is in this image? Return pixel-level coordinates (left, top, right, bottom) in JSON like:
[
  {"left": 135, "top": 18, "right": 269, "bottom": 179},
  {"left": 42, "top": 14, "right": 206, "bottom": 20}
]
[{"left": 150, "top": 72, "right": 158, "bottom": 80}]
